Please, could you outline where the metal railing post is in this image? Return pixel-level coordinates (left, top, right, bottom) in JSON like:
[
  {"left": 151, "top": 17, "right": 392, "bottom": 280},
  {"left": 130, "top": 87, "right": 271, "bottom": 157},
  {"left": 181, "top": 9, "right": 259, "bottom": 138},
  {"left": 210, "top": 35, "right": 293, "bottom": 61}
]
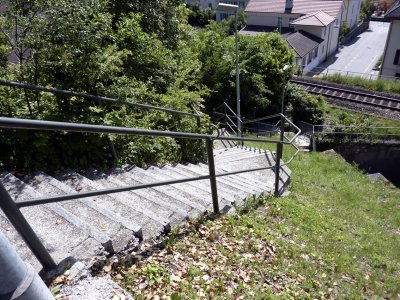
[
  {"left": 0, "top": 182, "right": 56, "bottom": 270},
  {"left": 274, "top": 115, "right": 285, "bottom": 196},
  {"left": 0, "top": 231, "right": 54, "bottom": 299},
  {"left": 206, "top": 139, "right": 219, "bottom": 213}
]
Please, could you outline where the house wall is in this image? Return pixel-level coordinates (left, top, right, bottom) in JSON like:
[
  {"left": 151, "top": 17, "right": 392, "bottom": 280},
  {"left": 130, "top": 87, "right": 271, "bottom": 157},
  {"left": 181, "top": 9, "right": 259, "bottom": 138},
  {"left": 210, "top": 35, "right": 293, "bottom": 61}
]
[
  {"left": 341, "top": 0, "right": 362, "bottom": 29},
  {"left": 293, "top": 14, "right": 341, "bottom": 63},
  {"left": 380, "top": 19, "right": 400, "bottom": 78},
  {"left": 246, "top": 12, "right": 302, "bottom": 27}
]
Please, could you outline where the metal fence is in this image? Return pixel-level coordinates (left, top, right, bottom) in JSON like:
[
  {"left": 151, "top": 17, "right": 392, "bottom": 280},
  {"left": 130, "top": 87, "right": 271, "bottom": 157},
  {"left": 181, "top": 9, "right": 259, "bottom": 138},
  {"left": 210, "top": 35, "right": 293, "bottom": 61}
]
[
  {"left": 304, "top": 67, "right": 400, "bottom": 82},
  {"left": 299, "top": 121, "right": 400, "bottom": 150},
  {"left": 0, "top": 81, "right": 301, "bottom": 270}
]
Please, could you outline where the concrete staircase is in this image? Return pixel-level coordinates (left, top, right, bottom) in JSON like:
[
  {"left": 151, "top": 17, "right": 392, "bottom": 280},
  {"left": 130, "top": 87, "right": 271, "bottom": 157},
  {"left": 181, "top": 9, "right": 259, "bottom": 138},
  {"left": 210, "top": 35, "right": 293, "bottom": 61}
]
[{"left": 0, "top": 146, "right": 291, "bottom": 272}]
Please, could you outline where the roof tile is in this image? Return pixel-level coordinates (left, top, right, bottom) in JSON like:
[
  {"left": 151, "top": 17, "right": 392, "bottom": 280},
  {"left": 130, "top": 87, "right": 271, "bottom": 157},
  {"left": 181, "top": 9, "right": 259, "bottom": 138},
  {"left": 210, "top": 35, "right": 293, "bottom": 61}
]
[{"left": 245, "top": 0, "right": 343, "bottom": 18}]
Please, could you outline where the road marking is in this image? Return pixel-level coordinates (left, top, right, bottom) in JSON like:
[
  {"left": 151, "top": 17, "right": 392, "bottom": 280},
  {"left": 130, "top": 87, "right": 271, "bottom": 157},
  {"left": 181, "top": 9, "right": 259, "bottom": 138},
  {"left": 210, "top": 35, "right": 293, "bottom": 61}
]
[{"left": 364, "top": 53, "right": 380, "bottom": 74}]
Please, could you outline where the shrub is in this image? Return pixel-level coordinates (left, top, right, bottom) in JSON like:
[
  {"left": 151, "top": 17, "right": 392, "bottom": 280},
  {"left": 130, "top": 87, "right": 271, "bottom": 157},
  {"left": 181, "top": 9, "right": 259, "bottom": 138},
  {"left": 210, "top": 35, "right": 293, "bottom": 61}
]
[{"left": 285, "top": 83, "right": 325, "bottom": 125}]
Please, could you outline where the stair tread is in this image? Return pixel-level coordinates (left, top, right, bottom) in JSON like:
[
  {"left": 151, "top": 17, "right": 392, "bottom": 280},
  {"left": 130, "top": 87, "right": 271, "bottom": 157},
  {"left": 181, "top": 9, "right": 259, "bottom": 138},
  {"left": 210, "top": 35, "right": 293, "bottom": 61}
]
[
  {"left": 108, "top": 169, "right": 190, "bottom": 220},
  {"left": 25, "top": 172, "right": 135, "bottom": 253},
  {"left": 114, "top": 168, "right": 206, "bottom": 215},
  {"left": 0, "top": 172, "right": 104, "bottom": 265},
  {"left": 87, "top": 170, "right": 174, "bottom": 226},
  {"left": 60, "top": 172, "right": 163, "bottom": 240}
]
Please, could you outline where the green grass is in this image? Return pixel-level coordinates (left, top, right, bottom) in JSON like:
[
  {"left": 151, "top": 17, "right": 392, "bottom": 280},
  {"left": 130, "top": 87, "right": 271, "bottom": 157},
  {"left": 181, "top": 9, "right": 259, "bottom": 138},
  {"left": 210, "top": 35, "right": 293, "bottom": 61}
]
[
  {"left": 323, "top": 105, "right": 400, "bottom": 128},
  {"left": 112, "top": 148, "right": 400, "bottom": 299},
  {"left": 320, "top": 73, "right": 400, "bottom": 94}
]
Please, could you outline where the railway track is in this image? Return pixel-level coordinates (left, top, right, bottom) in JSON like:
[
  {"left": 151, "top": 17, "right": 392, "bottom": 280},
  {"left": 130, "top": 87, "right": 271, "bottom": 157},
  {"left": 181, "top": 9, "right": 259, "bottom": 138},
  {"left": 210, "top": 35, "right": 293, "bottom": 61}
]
[{"left": 291, "top": 78, "right": 400, "bottom": 113}]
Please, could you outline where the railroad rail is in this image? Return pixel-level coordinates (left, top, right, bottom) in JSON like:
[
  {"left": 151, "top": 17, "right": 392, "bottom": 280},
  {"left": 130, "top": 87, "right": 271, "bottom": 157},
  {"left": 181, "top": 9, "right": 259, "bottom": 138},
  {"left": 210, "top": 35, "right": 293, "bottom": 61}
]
[{"left": 291, "top": 78, "right": 400, "bottom": 113}]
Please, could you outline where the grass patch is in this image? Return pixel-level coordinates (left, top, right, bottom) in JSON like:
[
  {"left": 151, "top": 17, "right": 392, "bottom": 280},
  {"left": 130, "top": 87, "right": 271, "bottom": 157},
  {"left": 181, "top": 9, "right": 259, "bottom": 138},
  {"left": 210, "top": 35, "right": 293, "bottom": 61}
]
[
  {"left": 320, "top": 73, "right": 400, "bottom": 94},
  {"left": 112, "top": 149, "right": 400, "bottom": 299},
  {"left": 323, "top": 105, "right": 400, "bottom": 128}
]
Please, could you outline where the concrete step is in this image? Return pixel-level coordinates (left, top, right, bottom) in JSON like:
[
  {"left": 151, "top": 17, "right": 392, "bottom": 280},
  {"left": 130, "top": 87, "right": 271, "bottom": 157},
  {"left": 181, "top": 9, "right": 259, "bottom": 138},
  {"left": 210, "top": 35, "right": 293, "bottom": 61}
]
[
  {"left": 156, "top": 165, "right": 238, "bottom": 206},
  {"left": 199, "top": 163, "right": 273, "bottom": 194},
  {"left": 113, "top": 167, "right": 206, "bottom": 216},
  {"left": 190, "top": 163, "right": 265, "bottom": 195},
  {"left": 59, "top": 171, "right": 163, "bottom": 240},
  {"left": 106, "top": 169, "right": 189, "bottom": 223},
  {"left": 86, "top": 170, "right": 172, "bottom": 233},
  {"left": 143, "top": 166, "right": 234, "bottom": 211},
  {"left": 213, "top": 151, "right": 289, "bottom": 194},
  {"left": 213, "top": 146, "right": 243, "bottom": 157},
  {"left": 128, "top": 167, "right": 213, "bottom": 212},
  {"left": 25, "top": 172, "right": 136, "bottom": 254},
  {"left": 174, "top": 164, "right": 252, "bottom": 201},
  {"left": 164, "top": 165, "right": 244, "bottom": 204},
  {"left": 0, "top": 172, "right": 105, "bottom": 268},
  {"left": 215, "top": 151, "right": 275, "bottom": 164}
]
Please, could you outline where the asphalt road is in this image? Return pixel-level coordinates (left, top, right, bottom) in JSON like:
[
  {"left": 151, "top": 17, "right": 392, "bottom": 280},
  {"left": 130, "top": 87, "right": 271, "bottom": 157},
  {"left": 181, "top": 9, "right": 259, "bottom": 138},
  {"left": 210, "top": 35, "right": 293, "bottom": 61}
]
[{"left": 312, "top": 21, "right": 390, "bottom": 78}]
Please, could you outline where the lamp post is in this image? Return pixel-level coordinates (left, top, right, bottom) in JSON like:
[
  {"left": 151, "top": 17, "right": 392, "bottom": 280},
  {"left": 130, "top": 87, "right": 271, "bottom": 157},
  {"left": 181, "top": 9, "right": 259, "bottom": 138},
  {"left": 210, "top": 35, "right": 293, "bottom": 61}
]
[
  {"left": 216, "top": 3, "right": 241, "bottom": 138},
  {"left": 274, "top": 65, "right": 291, "bottom": 196}
]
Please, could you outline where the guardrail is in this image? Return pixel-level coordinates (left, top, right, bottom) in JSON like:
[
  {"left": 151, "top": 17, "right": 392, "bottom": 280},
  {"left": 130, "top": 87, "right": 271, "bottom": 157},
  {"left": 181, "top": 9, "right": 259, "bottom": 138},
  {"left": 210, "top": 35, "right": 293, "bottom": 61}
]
[
  {"left": 299, "top": 121, "right": 400, "bottom": 150},
  {"left": 212, "top": 102, "right": 243, "bottom": 138},
  {"left": 303, "top": 67, "right": 400, "bottom": 82},
  {"left": 0, "top": 79, "right": 203, "bottom": 162}
]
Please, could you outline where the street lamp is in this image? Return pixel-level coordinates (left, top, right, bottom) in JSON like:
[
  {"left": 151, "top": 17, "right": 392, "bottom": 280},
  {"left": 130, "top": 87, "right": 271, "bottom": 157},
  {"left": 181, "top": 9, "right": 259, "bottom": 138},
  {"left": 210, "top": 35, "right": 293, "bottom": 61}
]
[
  {"left": 216, "top": 3, "right": 241, "bottom": 137},
  {"left": 274, "top": 64, "right": 291, "bottom": 196}
]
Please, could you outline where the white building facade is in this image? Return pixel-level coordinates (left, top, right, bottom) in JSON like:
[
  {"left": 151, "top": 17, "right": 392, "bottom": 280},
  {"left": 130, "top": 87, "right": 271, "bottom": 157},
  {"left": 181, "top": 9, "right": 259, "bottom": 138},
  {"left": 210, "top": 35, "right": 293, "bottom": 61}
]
[
  {"left": 379, "top": 1, "right": 400, "bottom": 78},
  {"left": 340, "top": 0, "right": 362, "bottom": 29},
  {"left": 243, "top": 0, "right": 343, "bottom": 72}
]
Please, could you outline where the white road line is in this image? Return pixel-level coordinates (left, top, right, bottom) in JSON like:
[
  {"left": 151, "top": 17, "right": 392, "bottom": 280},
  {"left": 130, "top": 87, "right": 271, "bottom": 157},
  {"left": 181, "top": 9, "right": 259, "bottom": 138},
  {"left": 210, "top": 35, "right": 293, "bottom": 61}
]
[{"left": 364, "top": 53, "right": 380, "bottom": 74}]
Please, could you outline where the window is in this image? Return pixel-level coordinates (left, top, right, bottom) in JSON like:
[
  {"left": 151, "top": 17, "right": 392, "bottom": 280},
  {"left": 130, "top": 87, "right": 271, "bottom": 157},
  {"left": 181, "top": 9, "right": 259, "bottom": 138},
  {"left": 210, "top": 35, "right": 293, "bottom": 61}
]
[
  {"left": 308, "top": 53, "right": 312, "bottom": 64},
  {"left": 394, "top": 50, "right": 400, "bottom": 65},
  {"left": 396, "top": 73, "right": 400, "bottom": 78},
  {"left": 302, "top": 57, "right": 307, "bottom": 67}
]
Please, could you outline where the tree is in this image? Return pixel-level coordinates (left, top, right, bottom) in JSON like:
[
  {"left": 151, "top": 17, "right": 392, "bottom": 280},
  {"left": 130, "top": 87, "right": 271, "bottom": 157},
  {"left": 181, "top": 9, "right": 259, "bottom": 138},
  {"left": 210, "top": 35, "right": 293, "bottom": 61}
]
[
  {"left": 108, "top": 0, "right": 189, "bottom": 49},
  {"left": 285, "top": 83, "right": 325, "bottom": 125},
  {"left": 187, "top": 2, "right": 216, "bottom": 28},
  {"left": 197, "top": 29, "right": 295, "bottom": 118},
  {"left": 360, "top": 0, "right": 375, "bottom": 21}
]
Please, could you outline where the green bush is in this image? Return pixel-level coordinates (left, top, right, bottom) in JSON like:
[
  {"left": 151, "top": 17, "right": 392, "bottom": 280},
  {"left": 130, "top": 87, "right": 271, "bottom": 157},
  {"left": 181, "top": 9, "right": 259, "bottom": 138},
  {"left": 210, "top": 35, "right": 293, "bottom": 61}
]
[
  {"left": 340, "top": 21, "right": 350, "bottom": 37},
  {"left": 0, "top": 0, "right": 209, "bottom": 173},
  {"left": 285, "top": 83, "right": 325, "bottom": 125}
]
